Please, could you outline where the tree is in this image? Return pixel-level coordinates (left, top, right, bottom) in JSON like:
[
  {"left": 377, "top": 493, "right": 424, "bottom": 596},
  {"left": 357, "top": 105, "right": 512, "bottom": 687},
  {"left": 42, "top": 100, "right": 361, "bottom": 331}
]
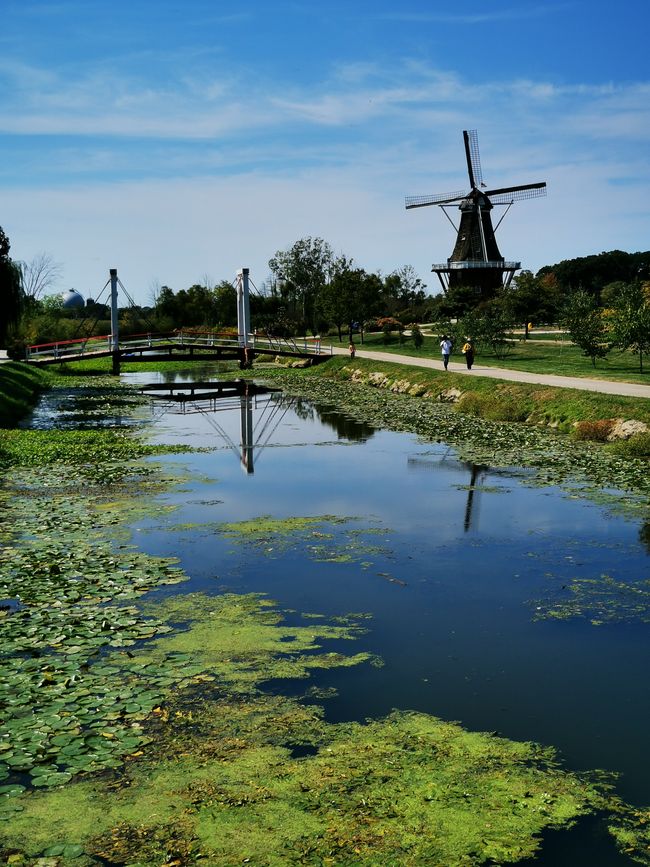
[
  {"left": 380, "top": 265, "right": 428, "bottom": 321},
  {"left": 213, "top": 280, "right": 238, "bottom": 328},
  {"left": 155, "top": 286, "right": 178, "bottom": 321},
  {"left": 600, "top": 280, "right": 628, "bottom": 307},
  {"left": 352, "top": 271, "right": 382, "bottom": 342},
  {"left": 268, "top": 237, "right": 334, "bottom": 334},
  {"left": 317, "top": 257, "right": 355, "bottom": 342},
  {"left": 0, "top": 226, "right": 23, "bottom": 344},
  {"left": 560, "top": 290, "right": 610, "bottom": 367},
  {"left": 19, "top": 252, "right": 63, "bottom": 302},
  {"left": 538, "top": 250, "right": 650, "bottom": 301},
  {"left": 458, "top": 302, "right": 514, "bottom": 359},
  {"left": 606, "top": 281, "right": 650, "bottom": 372},
  {"left": 431, "top": 282, "right": 484, "bottom": 319},
  {"left": 410, "top": 323, "right": 423, "bottom": 349},
  {"left": 501, "top": 270, "right": 560, "bottom": 337},
  {"left": 154, "top": 284, "right": 220, "bottom": 328},
  {"left": 317, "top": 259, "right": 381, "bottom": 343}
]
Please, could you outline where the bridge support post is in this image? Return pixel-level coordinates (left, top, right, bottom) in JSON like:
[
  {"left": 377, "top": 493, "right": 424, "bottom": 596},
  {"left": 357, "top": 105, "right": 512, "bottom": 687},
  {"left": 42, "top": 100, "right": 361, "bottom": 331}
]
[
  {"left": 109, "top": 268, "right": 120, "bottom": 375},
  {"left": 236, "top": 268, "right": 251, "bottom": 349},
  {"left": 240, "top": 395, "right": 254, "bottom": 473}
]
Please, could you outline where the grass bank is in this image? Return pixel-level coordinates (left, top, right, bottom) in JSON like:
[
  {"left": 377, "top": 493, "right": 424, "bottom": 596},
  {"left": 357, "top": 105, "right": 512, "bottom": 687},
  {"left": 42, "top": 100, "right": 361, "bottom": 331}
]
[
  {"left": 0, "top": 362, "right": 51, "bottom": 426},
  {"left": 304, "top": 356, "right": 650, "bottom": 433}
]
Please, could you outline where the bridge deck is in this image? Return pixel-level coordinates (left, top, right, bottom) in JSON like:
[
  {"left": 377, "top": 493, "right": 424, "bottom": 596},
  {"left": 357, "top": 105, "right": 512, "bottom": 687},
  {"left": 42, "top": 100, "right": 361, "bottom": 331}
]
[
  {"left": 139, "top": 380, "right": 282, "bottom": 401},
  {"left": 25, "top": 332, "right": 332, "bottom": 366}
]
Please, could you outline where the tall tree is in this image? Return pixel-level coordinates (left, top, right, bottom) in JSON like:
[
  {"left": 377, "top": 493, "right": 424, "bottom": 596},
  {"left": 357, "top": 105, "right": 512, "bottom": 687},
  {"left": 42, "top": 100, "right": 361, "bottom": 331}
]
[
  {"left": 0, "top": 226, "right": 24, "bottom": 344},
  {"left": 20, "top": 252, "right": 63, "bottom": 302},
  {"left": 214, "top": 280, "right": 238, "bottom": 328},
  {"left": 317, "top": 257, "right": 355, "bottom": 341},
  {"left": 458, "top": 302, "right": 514, "bottom": 359},
  {"left": 316, "top": 258, "right": 382, "bottom": 342},
  {"left": 268, "top": 237, "right": 334, "bottom": 334},
  {"left": 154, "top": 284, "right": 220, "bottom": 328}
]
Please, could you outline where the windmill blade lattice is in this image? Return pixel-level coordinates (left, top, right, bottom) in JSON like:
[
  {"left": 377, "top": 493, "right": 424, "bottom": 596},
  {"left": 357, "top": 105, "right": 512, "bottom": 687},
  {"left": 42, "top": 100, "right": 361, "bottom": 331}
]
[
  {"left": 405, "top": 189, "right": 468, "bottom": 209},
  {"left": 465, "top": 129, "right": 484, "bottom": 188},
  {"left": 486, "top": 184, "right": 547, "bottom": 205}
]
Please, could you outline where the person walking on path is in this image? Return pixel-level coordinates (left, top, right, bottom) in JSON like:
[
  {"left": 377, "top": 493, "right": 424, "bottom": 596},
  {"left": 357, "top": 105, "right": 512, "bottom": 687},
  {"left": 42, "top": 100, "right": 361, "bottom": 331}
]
[
  {"left": 440, "top": 335, "right": 453, "bottom": 370},
  {"left": 462, "top": 338, "right": 474, "bottom": 370},
  {"left": 349, "top": 341, "right": 356, "bottom": 359}
]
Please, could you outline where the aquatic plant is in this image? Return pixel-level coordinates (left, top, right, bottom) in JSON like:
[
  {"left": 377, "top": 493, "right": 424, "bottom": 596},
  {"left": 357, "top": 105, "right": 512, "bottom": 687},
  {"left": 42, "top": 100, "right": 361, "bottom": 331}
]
[
  {"left": 533, "top": 575, "right": 650, "bottom": 625},
  {"left": 3, "top": 589, "right": 644, "bottom": 866},
  {"left": 2, "top": 367, "right": 650, "bottom": 865},
  {"left": 217, "top": 514, "right": 391, "bottom": 565}
]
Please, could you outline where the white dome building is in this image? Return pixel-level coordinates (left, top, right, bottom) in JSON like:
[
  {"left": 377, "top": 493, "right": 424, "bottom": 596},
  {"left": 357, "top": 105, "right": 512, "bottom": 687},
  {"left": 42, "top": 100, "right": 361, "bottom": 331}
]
[{"left": 61, "top": 289, "right": 85, "bottom": 309}]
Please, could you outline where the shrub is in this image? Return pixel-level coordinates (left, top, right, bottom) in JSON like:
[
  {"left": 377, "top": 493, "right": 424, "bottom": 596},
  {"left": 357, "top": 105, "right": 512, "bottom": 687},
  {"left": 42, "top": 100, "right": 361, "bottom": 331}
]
[
  {"left": 610, "top": 432, "right": 650, "bottom": 457},
  {"left": 455, "top": 391, "right": 487, "bottom": 417},
  {"left": 573, "top": 419, "right": 615, "bottom": 442},
  {"left": 456, "top": 391, "right": 529, "bottom": 423},
  {"left": 410, "top": 324, "right": 423, "bottom": 349}
]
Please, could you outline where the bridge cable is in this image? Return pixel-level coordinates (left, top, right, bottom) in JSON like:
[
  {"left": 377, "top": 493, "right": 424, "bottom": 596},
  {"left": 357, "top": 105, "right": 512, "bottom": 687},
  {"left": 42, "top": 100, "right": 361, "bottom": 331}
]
[
  {"left": 116, "top": 277, "right": 161, "bottom": 337},
  {"left": 68, "top": 278, "right": 111, "bottom": 344}
]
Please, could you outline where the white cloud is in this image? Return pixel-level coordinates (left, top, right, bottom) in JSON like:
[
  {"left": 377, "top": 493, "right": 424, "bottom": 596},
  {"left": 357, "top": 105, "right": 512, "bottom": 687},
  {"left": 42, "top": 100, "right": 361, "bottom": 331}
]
[
  {"left": 7, "top": 133, "right": 642, "bottom": 310},
  {"left": 1, "top": 48, "right": 649, "bottom": 305}
]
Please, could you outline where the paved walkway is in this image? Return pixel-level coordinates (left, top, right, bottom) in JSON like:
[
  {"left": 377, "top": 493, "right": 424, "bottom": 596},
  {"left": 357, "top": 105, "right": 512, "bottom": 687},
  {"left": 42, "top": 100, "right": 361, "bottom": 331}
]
[{"left": 334, "top": 347, "right": 650, "bottom": 399}]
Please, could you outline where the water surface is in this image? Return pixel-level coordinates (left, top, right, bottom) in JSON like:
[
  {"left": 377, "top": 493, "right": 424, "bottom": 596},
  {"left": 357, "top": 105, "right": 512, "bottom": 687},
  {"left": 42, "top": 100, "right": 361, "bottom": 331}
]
[{"left": 126, "top": 372, "right": 649, "bottom": 863}]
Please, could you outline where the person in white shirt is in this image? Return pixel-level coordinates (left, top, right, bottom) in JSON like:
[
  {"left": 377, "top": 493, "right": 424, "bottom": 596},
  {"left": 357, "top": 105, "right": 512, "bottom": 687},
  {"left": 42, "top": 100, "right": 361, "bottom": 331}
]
[{"left": 440, "top": 335, "right": 453, "bottom": 370}]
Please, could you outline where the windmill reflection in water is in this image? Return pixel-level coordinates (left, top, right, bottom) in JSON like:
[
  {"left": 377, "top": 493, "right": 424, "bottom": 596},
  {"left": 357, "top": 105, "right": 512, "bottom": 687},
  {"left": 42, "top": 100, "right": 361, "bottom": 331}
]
[{"left": 407, "top": 450, "right": 518, "bottom": 533}]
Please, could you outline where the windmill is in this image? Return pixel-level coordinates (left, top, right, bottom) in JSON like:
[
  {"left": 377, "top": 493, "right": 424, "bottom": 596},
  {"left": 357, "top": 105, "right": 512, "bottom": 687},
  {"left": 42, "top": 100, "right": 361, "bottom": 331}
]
[{"left": 405, "top": 130, "right": 546, "bottom": 295}]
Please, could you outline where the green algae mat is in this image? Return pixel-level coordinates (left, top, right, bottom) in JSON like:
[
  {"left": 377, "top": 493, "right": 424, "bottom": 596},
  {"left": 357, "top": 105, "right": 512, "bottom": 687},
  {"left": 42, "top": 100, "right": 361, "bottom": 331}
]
[{"left": 1, "top": 377, "right": 650, "bottom": 865}]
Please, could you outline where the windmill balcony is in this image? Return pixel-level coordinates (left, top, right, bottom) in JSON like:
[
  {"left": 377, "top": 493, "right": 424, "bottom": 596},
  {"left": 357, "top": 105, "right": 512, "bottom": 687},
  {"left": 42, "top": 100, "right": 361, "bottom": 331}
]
[{"left": 431, "top": 260, "right": 521, "bottom": 271}]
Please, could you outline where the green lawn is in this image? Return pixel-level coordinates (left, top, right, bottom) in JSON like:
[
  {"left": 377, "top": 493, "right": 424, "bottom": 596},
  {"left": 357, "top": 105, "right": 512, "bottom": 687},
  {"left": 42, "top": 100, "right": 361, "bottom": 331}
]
[{"left": 347, "top": 332, "right": 650, "bottom": 383}]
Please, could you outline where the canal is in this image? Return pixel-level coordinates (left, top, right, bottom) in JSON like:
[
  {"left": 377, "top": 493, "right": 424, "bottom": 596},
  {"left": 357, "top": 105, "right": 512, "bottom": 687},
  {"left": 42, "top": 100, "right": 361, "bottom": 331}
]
[{"left": 124, "top": 370, "right": 649, "bottom": 864}]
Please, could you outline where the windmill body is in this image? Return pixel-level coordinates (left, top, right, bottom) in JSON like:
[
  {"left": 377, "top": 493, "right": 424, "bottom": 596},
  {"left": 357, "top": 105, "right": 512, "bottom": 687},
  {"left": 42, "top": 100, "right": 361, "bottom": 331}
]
[{"left": 406, "top": 131, "right": 546, "bottom": 295}]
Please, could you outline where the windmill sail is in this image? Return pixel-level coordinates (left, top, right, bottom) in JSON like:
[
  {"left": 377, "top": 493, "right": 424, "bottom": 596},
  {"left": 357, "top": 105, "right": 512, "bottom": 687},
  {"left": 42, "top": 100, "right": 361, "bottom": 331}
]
[
  {"left": 405, "top": 190, "right": 468, "bottom": 209},
  {"left": 464, "top": 129, "right": 483, "bottom": 189}
]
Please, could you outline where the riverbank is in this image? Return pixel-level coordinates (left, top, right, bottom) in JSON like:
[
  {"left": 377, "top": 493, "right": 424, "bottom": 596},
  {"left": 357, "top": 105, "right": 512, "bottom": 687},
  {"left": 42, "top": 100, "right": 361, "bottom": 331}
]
[
  {"left": 278, "top": 356, "right": 650, "bottom": 458},
  {"left": 6, "top": 355, "right": 650, "bottom": 428},
  {"left": 0, "top": 362, "right": 50, "bottom": 426},
  {"left": 4, "top": 356, "right": 649, "bottom": 464}
]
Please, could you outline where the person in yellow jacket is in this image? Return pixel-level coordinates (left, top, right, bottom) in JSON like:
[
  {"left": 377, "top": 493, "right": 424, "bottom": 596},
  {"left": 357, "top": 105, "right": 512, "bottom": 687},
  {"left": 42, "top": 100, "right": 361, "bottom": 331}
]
[{"left": 461, "top": 338, "right": 474, "bottom": 370}]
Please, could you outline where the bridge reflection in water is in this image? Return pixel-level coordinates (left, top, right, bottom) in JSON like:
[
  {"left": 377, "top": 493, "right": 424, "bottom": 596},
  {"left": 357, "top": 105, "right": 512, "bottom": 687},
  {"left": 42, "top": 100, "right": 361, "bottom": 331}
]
[{"left": 139, "top": 379, "right": 289, "bottom": 474}]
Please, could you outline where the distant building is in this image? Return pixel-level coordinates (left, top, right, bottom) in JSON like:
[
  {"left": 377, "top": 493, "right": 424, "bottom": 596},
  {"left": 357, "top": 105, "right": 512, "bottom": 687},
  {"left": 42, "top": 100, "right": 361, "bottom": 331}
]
[{"left": 61, "top": 289, "right": 85, "bottom": 309}]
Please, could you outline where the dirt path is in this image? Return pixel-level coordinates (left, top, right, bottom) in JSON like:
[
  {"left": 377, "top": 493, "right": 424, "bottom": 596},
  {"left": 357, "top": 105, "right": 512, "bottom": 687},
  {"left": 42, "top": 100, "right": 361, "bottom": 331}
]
[{"left": 334, "top": 347, "right": 650, "bottom": 399}]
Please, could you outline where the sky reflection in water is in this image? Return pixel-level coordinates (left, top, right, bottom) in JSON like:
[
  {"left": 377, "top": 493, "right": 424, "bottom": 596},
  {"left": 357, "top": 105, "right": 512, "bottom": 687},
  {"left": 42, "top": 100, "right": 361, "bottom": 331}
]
[{"left": 126, "top": 372, "right": 650, "bottom": 833}]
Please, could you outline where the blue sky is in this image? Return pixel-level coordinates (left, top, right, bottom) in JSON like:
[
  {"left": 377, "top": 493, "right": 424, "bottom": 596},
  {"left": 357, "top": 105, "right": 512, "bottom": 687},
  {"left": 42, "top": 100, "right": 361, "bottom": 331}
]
[{"left": 2, "top": 0, "right": 649, "bottom": 305}]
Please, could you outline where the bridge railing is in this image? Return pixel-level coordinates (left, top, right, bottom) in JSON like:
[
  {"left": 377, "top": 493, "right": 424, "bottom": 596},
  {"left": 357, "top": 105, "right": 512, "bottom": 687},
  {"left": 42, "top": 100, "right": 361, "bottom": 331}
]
[
  {"left": 249, "top": 333, "right": 331, "bottom": 355},
  {"left": 26, "top": 330, "right": 332, "bottom": 361},
  {"left": 25, "top": 334, "right": 113, "bottom": 361}
]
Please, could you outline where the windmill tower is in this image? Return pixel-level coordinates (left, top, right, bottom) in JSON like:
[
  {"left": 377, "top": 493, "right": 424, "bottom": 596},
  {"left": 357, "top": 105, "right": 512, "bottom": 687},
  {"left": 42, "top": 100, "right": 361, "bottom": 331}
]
[{"left": 405, "top": 130, "right": 546, "bottom": 296}]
